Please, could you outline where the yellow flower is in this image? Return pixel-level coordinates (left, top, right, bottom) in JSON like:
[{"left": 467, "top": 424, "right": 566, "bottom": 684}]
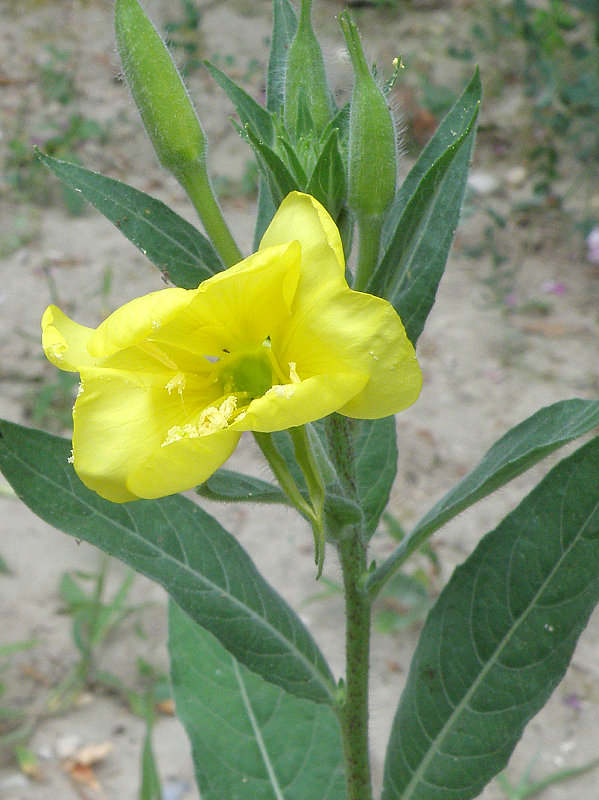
[{"left": 42, "top": 192, "right": 422, "bottom": 502}]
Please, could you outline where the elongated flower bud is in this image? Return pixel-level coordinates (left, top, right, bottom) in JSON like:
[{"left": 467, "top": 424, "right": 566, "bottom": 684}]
[
  {"left": 115, "top": 0, "right": 206, "bottom": 183},
  {"left": 340, "top": 11, "right": 397, "bottom": 219},
  {"left": 284, "top": 0, "right": 333, "bottom": 139}
]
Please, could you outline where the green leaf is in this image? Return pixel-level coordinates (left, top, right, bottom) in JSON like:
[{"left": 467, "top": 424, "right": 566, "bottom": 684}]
[
  {"left": 384, "top": 69, "right": 482, "bottom": 227},
  {"left": 36, "top": 151, "right": 223, "bottom": 288},
  {"left": 239, "top": 124, "right": 299, "bottom": 206},
  {"left": 205, "top": 62, "right": 274, "bottom": 144},
  {"left": 253, "top": 176, "right": 277, "bottom": 250},
  {"left": 368, "top": 398, "right": 599, "bottom": 595},
  {"left": 382, "top": 433, "right": 599, "bottom": 800},
  {"left": 169, "top": 601, "right": 346, "bottom": 800},
  {"left": 307, "top": 128, "right": 347, "bottom": 219},
  {"left": 197, "top": 469, "right": 288, "bottom": 504},
  {"left": 267, "top": 0, "right": 298, "bottom": 113},
  {"left": 139, "top": 723, "right": 163, "bottom": 800},
  {"left": 354, "top": 417, "right": 398, "bottom": 540},
  {"left": 272, "top": 418, "right": 397, "bottom": 538},
  {"left": 277, "top": 134, "right": 309, "bottom": 186},
  {"left": 369, "top": 69, "right": 481, "bottom": 345},
  {"left": 0, "top": 421, "right": 336, "bottom": 705}
]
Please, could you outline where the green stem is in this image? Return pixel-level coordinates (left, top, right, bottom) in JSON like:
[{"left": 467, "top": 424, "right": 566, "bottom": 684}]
[
  {"left": 353, "top": 214, "right": 384, "bottom": 292},
  {"left": 289, "top": 426, "right": 327, "bottom": 575},
  {"left": 325, "top": 414, "right": 358, "bottom": 499},
  {"left": 255, "top": 430, "right": 327, "bottom": 575},
  {"left": 326, "top": 414, "right": 372, "bottom": 798},
  {"left": 253, "top": 432, "right": 312, "bottom": 518},
  {"left": 337, "top": 528, "right": 373, "bottom": 800},
  {"left": 180, "top": 163, "right": 242, "bottom": 267}
]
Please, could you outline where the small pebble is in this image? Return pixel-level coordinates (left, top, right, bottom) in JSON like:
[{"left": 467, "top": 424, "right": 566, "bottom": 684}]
[
  {"left": 467, "top": 170, "right": 499, "bottom": 196},
  {"left": 163, "top": 779, "right": 190, "bottom": 800},
  {"left": 55, "top": 733, "right": 82, "bottom": 760},
  {"left": 505, "top": 165, "right": 527, "bottom": 187}
]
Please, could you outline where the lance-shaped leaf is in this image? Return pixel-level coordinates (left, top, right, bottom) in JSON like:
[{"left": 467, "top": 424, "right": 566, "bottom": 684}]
[
  {"left": 0, "top": 421, "right": 336, "bottom": 705},
  {"left": 238, "top": 123, "right": 300, "bottom": 206},
  {"left": 383, "top": 69, "right": 482, "bottom": 226},
  {"left": 382, "top": 434, "right": 599, "bottom": 800},
  {"left": 197, "top": 469, "right": 288, "bottom": 505},
  {"left": 368, "top": 398, "right": 599, "bottom": 596},
  {"left": 277, "top": 134, "right": 309, "bottom": 186},
  {"left": 368, "top": 70, "right": 481, "bottom": 345},
  {"left": 253, "top": 176, "right": 277, "bottom": 250},
  {"left": 169, "top": 601, "right": 346, "bottom": 800},
  {"left": 354, "top": 417, "right": 398, "bottom": 540},
  {"left": 37, "top": 152, "right": 222, "bottom": 288},
  {"left": 205, "top": 62, "right": 274, "bottom": 144},
  {"left": 267, "top": 0, "right": 297, "bottom": 113},
  {"left": 307, "top": 128, "right": 347, "bottom": 219}
]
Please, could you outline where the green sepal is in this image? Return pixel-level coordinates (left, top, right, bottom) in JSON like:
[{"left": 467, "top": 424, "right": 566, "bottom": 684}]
[
  {"left": 294, "top": 86, "right": 317, "bottom": 141},
  {"left": 340, "top": 10, "right": 396, "bottom": 220},
  {"left": 284, "top": 0, "right": 334, "bottom": 139},
  {"left": 115, "top": 0, "right": 206, "bottom": 183}
]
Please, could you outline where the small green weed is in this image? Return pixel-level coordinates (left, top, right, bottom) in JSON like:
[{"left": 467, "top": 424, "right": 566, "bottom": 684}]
[
  {"left": 496, "top": 752, "right": 599, "bottom": 799},
  {"left": 372, "top": 513, "right": 439, "bottom": 634},
  {"left": 0, "top": 640, "right": 37, "bottom": 752},
  {"left": 39, "top": 44, "right": 78, "bottom": 105},
  {"left": 5, "top": 46, "right": 110, "bottom": 213},
  {"left": 48, "top": 557, "right": 139, "bottom": 711},
  {"left": 163, "top": 0, "right": 203, "bottom": 76}
]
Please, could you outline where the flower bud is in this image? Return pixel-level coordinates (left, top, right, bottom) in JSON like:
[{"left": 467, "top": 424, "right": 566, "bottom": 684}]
[
  {"left": 340, "top": 11, "right": 397, "bottom": 219},
  {"left": 284, "top": 0, "right": 333, "bottom": 139},
  {"left": 115, "top": 0, "right": 207, "bottom": 183}
]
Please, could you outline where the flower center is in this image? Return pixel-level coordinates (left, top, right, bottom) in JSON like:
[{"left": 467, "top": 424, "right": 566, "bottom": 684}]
[{"left": 217, "top": 347, "right": 274, "bottom": 400}]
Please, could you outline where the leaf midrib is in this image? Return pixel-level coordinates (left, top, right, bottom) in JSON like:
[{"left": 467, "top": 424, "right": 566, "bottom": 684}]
[
  {"left": 1, "top": 434, "right": 335, "bottom": 704},
  {"left": 43, "top": 157, "right": 213, "bottom": 269},
  {"left": 398, "top": 483, "right": 599, "bottom": 799}
]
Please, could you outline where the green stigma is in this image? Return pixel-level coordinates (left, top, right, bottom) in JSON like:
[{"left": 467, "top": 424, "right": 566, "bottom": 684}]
[{"left": 218, "top": 348, "right": 273, "bottom": 399}]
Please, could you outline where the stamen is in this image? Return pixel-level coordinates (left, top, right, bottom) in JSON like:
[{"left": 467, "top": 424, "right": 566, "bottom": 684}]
[
  {"left": 162, "top": 395, "right": 238, "bottom": 445},
  {"left": 165, "top": 372, "right": 186, "bottom": 395}
]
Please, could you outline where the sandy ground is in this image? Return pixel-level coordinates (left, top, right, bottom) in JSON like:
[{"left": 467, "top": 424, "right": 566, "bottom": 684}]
[{"left": 1, "top": 1, "right": 599, "bottom": 798}]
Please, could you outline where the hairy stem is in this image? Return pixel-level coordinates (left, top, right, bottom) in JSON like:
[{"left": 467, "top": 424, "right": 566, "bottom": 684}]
[
  {"left": 338, "top": 528, "right": 372, "bottom": 800},
  {"left": 327, "top": 414, "right": 372, "bottom": 799}
]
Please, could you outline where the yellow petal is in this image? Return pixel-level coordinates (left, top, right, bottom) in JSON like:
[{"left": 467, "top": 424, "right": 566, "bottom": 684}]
[
  {"left": 41, "top": 305, "right": 96, "bottom": 371},
  {"left": 277, "top": 287, "right": 422, "bottom": 419},
  {"left": 151, "top": 241, "right": 301, "bottom": 357},
  {"left": 126, "top": 428, "right": 240, "bottom": 500},
  {"left": 71, "top": 365, "right": 221, "bottom": 502},
  {"left": 260, "top": 193, "right": 346, "bottom": 307},
  {"left": 88, "top": 287, "right": 193, "bottom": 358},
  {"left": 231, "top": 372, "right": 367, "bottom": 432}
]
